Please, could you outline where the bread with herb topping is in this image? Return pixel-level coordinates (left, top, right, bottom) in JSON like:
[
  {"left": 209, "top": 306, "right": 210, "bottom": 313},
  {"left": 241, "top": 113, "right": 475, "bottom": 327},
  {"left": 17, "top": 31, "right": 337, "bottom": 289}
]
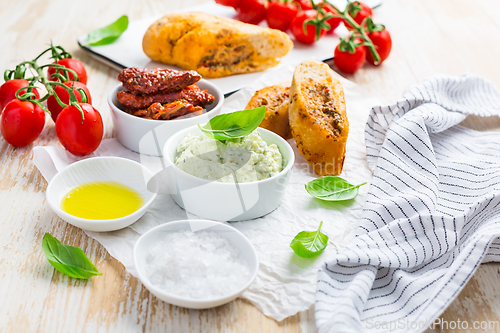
[
  {"left": 142, "top": 12, "right": 293, "bottom": 78},
  {"left": 289, "top": 59, "right": 349, "bottom": 176},
  {"left": 246, "top": 82, "right": 292, "bottom": 140}
]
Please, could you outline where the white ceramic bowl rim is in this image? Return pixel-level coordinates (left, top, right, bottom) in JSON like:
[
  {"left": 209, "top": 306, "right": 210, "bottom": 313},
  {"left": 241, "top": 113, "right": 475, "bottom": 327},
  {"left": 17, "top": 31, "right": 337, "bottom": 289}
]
[
  {"left": 46, "top": 156, "right": 157, "bottom": 225},
  {"left": 163, "top": 126, "right": 295, "bottom": 187},
  {"left": 108, "top": 80, "right": 223, "bottom": 125},
  {"left": 133, "top": 220, "right": 259, "bottom": 303}
]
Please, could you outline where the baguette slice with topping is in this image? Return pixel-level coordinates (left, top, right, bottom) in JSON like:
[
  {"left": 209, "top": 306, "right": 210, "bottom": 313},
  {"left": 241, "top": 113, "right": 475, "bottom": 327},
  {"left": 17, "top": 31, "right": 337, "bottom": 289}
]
[
  {"left": 246, "top": 82, "right": 292, "bottom": 140},
  {"left": 289, "top": 59, "right": 349, "bottom": 176}
]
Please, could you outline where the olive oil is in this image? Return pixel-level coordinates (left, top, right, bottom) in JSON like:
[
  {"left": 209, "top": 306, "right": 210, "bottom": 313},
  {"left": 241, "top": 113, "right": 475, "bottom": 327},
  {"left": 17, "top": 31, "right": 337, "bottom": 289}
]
[{"left": 62, "top": 181, "right": 144, "bottom": 220}]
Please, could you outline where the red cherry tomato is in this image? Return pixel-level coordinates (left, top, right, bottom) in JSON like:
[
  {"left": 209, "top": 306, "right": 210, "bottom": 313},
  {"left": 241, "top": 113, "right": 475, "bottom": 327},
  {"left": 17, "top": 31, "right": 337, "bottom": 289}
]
[
  {"left": 55, "top": 103, "right": 103, "bottom": 156},
  {"left": 290, "top": 10, "right": 327, "bottom": 44},
  {"left": 47, "top": 58, "right": 88, "bottom": 85},
  {"left": 1, "top": 100, "right": 45, "bottom": 147},
  {"left": 215, "top": 0, "right": 241, "bottom": 9},
  {"left": 237, "top": 0, "right": 267, "bottom": 25},
  {"left": 345, "top": 1, "right": 373, "bottom": 30},
  {"left": 295, "top": 0, "right": 313, "bottom": 11},
  {"left": 266, "top": 1, "right": 299, "bottom": 32},
  {"left": 334, "top": 43, "right": 366, "bottom": 73},
  {"left": 47, "top": 81, "right": 92, "bottom": 123},
  {"left": 318, "top": 2, "right": 342, "bottom": 33},
  {"left": 366, "top": 29, "right": 392, "bottom": 65},
  {"left": 0, "top": 79, "right": 40, "bottom": 112}
]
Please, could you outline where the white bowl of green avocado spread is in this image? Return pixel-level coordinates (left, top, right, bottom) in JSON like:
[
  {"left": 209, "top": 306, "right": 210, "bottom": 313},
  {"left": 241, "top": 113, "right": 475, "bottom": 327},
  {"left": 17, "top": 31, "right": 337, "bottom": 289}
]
[{"left": 162, "top": 126, "right": 295, "bottom": 221}]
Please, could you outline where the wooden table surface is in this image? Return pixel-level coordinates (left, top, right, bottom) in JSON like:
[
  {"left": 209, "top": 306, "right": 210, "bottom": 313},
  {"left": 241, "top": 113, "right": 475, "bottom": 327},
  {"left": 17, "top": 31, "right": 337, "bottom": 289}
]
[{"left": 2, "top": 0, "right": 500, "bottom": 332}]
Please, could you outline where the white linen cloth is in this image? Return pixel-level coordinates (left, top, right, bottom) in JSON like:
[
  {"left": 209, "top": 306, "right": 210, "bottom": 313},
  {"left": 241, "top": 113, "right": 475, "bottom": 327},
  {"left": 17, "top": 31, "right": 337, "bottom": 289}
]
[
  {"left": 33, "top": 64, "right": 380, "bottom": 321},
  {"left": 315, "top": 74, "right": 500, "bottom": 333}
]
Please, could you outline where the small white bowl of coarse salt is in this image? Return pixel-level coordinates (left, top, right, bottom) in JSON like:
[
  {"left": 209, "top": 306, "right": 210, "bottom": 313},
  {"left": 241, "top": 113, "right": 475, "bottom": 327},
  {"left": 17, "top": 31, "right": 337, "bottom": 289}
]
[{"left": 133, "top": 220, "right": 259, "bottom": 309}]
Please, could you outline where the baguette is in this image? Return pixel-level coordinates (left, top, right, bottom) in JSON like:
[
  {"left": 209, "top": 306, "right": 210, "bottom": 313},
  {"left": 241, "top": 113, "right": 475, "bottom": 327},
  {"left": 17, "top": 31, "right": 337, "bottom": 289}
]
[
  {"left": 246, "top": 82, "right": 292, "bottom": 140},
  {"left": 142, "top": 12, "right": 293, "bottom": 78},
  {"left": 289, "top": 59, "right": 349, "bottom": 176}
]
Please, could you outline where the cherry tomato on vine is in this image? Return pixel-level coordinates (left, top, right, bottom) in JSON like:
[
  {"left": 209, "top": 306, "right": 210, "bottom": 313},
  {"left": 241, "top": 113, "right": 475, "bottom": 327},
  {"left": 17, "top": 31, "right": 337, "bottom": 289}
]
[
  {"left": 317, "top": 1, "right": 342, "bottom": 33},
  {"left": 1, "top": 100, "right": 45, "bottom": 147},
  {"left": 266, "top": 1, "right": 299, "bottom": 32},
  {"left": 290, "top": 10, "right": 328, "bottom": 44},
  {"left": 47, "top": 58, "right": 88, "bottom": 85},
  {"left": 295, "top": 0, "right": 313, "bottom": 11},
  {"left": 334, "top": 42, "right": 366, "bottom": 73},
  {"left": 55, "top": 103, "right": 103, "bottom": 156},
  {"left": 215, "top": 0, "right": 240, "bottom": 9},
  {"left": 345, "top": 1, "right": 372, "bottom": 30},
  {"left": 0, "top": 79, "right": 40, "bottom": 112},
  {"left": 365, "top": 28, "right": 392, "bottom": 65},
  {"left": 237, "top": 0, "right": 267, "bottom": 25},
  {"left": 47, "top": 81, "right": 92, "bottom": 123}
]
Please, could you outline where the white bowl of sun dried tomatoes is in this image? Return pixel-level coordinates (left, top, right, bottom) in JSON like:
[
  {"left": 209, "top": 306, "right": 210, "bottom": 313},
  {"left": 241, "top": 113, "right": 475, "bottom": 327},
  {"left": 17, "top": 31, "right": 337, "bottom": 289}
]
[{"left": 108, "top": 67, "right": 223, "bottom": 156}]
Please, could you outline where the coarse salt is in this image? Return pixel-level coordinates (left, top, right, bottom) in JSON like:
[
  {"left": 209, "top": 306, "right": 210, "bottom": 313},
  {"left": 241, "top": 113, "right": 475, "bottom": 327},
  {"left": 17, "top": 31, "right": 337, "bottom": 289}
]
[{"left": 145, "top": 230, "right": 251, "bottom": 299}]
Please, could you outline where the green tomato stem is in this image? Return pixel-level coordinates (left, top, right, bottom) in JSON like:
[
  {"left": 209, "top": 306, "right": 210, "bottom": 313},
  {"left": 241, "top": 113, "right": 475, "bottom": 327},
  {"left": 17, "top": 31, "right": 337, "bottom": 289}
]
[
  {"left": 322, "top": 0, "right": 381, "bottom": 64},
  {"left": 7, "top": 45, "right": 85, "bottom": 119},
  {"left": 75, "top": 87, "right": 88, "bottom": 104},
  {"left": 33, "top": 47, "right": 57, "bottom": 62}
]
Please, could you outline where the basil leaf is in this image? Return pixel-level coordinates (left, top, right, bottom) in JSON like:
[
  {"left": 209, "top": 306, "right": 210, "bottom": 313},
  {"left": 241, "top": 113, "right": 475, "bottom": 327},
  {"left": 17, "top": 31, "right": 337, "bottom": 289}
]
[
  {"left": 305, "top": 176, "right": 367, "bottom": 201},
  {"left": 42, "top": 233, "right": 102, "bottom": 279},
  {"left": 84, "top": 15, "right": 129, "bottom": 47},
  {"left": 199, "top": 106, "right": 266, "bottom": 140},
  {"left": 290, "top": 221, "right": 329, "bottom": 258}
]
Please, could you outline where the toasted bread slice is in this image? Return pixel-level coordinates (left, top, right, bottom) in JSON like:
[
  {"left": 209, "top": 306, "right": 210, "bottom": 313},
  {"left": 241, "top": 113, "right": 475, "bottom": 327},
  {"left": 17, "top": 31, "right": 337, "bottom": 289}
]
[
  {"left": 289, "top": 59, "right": 349, "bottom": 176},
  {"left": 143, "top": 12, "right": 293, "bottom": 78},
  {"left": 246, "top": 82, "right": 292, "bottom": 140}
]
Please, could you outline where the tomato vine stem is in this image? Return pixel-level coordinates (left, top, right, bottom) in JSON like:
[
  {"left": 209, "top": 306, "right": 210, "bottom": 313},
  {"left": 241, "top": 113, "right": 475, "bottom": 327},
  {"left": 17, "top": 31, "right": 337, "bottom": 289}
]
[
  {"left": 5, "top": 44, "right": 85, "bottom": 120},
  {"left": 308, "top": 0, "right": 381, "bottom": 64}
]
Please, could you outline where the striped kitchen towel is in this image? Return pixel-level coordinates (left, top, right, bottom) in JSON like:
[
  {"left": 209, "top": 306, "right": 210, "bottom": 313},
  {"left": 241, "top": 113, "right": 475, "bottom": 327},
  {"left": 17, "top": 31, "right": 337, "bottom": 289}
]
[{"left": 315, "top": 74, "right": 500, "bottom": 333}]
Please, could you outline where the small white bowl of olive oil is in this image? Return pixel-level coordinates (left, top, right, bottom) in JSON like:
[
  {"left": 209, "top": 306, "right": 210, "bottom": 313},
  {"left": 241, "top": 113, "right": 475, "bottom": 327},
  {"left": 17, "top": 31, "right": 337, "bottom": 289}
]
[{"left": 46, "top": 157, "right": 157, "bottom": 232}]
